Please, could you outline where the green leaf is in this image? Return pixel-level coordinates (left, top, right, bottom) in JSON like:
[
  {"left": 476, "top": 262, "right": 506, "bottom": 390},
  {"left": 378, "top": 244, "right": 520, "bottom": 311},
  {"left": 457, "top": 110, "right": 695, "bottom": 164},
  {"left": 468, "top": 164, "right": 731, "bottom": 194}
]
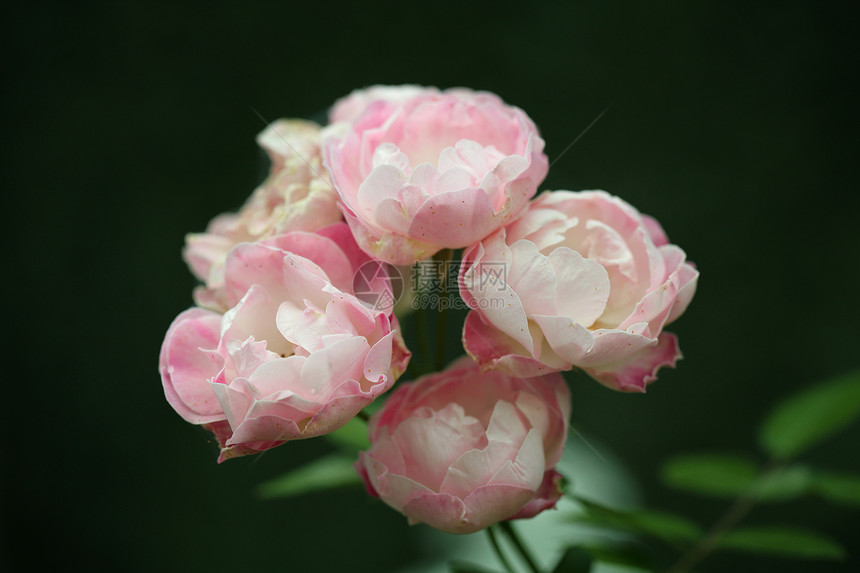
[
  {"left": 759, "top": 370, "right": 860, "bottom": 460},
  {"left": 753, "top": 465, "right": 812, "bottom": 502},
  {"left": 718, "top": 526, "right": 845, "bottom": 560},
  {"left": 580, "top": 544, "right": 654, "bottom": 570},
  {"left": 628, "top": 511, "right": 702, "bottom": 544},
  {"left": 661, "top": 453, "right": 758, "bottom": 498},
  {"left": 323, "top": 416, "right": 370, "bottom": 451},
  {"left": 257, "top": 454, "right": 361, "bottom": 499},
  {"left": 552, "top": 546, "right": 593, "bottom": 573},
  {"left": 448, "top": 561, "right": 501, "bottom": 573},
  {"left": 662, "top": 454, "right": 813, "bottom": 502},
  {"left": 811, "top": 471, "right": 860, "bottom": 507},
  {"left": 569, "top": 496, "right": 701, "bottom": 544}
]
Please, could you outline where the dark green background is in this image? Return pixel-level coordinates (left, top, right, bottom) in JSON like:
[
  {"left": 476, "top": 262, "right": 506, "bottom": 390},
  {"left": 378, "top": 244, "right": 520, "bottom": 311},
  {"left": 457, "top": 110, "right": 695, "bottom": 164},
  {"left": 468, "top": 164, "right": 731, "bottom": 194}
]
[{"left": 3, "top": 2, "right": 858, "bottom": 571}]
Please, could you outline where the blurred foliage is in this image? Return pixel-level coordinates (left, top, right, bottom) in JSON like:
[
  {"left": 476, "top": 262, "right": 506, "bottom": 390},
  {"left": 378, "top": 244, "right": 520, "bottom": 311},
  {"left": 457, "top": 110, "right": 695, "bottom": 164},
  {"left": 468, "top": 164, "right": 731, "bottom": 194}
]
[
  {"left": 717, "top": 526, "right": 845, "bottom": 560},
  {"left": 548, "top": 369, "right": 860, "bottom": 572},
  {"left": 257, "top": 453, "right": 361, "bottom": 500},
  {"left": 759, "top": 371, "right": 860, "bottom": 460}
]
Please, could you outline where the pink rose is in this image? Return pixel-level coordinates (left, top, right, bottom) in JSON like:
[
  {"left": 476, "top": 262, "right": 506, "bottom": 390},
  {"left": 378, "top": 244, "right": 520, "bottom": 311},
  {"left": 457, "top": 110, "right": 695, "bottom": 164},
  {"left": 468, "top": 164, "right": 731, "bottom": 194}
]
[
  {"left": 357, "top": 357, "right": 570, "bottom": 534},
  {"left": 160, "top": 223, "right": 410, "bottom": 461},
  {"left": 184, "top": 119, "right": 341, "bottom": 310},
  {"left": 461, "top": 190, "right": 698, "bottom": 392},
  {"left": 329, "top": 84, "right": 439, "bottom": 124},
  {"left": 323, "top": 88, "right": 549, "bottom": 264}
]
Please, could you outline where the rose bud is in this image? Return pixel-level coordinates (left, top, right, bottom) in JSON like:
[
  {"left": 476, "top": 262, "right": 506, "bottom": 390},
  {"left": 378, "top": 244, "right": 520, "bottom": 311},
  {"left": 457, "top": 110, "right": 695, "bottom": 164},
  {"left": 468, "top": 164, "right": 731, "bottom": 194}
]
[{"left": 357, "top": 357, "right": 569, "bottom": 534}]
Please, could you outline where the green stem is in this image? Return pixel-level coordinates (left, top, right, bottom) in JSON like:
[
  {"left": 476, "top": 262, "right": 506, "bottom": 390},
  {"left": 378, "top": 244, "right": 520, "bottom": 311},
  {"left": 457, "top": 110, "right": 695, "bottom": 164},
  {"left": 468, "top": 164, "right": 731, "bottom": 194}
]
[
  {"left": 499, "top": 521, "right": 541, "bottom": 573},
  {"left": 434, "top": 306, "right": 448, "bottom": 372},
  {"left": 486, "top": 526, "right": 517, "bottom": 573},
  {"left": 666, "top": 459, "right": 780, "bottom": 573},
  {"left": 414, "top": 303, "right": 432, "bottom": 376},
  {"left": 434, "top": 248, "right": 455, "bottom": 292},
  {"left": 432, "top": 248, "right": 454, "bottom": 373}
]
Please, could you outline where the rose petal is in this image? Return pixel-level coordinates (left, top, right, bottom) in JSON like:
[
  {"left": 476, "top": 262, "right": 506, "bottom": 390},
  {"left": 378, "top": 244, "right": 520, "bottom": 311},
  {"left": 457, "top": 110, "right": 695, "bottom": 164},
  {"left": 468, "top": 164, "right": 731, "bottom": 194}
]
[
  {"left": 160, "top": 308, "right": 225, "bottom": 424},
  {"left": 582, "top": 331, "right": 682, "bottom": 392}
]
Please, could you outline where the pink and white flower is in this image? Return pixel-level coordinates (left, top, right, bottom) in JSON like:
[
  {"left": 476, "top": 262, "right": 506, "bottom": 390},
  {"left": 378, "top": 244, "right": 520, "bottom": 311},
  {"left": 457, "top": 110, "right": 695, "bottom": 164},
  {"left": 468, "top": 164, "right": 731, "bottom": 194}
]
[
  {"left": 357, "top": 357, "right": 570, "bottom": 534},
  {"left": 160, "top": 223, "right": 410, "bottom": 461},
  {"left": 323, "top": 88, "right": 549, "bottom": 265},
  {"left": 329, "top": 84, "right": 438, "bottom": 124},
  {"left": 461, "top": 190, "right": 698, "bottom": 392},
  {"left": 184, "top": 119, "right": 341, "bottom": 310}
]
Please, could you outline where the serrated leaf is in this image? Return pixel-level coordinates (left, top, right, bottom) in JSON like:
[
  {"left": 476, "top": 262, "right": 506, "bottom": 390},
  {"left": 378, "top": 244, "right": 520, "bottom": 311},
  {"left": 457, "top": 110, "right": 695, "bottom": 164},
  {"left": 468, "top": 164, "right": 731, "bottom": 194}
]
[
  {"left": 569, "top": 496, "right": 701, "bottom": 544},
  {"left": 661, "top": 453, "right": 758, "bottom": 498},
  {"left": 811, "top": 471, "right": 860, "bottom": 507},
  {"left": 759, "top": 370, "right": 860, "bottom": 460},
  {"left": 323, "top": 415, "right": 370, "bottom": 451},
  {"left": 718, "top": 526, "right": 845, "bottom": 560},
  {"left": 257, "top": 454, "right": 361, "bottom": 499},
  {"left": 552, "top": 546, "right": 593, "bottom": 573},
  {"left": 753, "top": 465, "right": 812, "bottom": 502}
]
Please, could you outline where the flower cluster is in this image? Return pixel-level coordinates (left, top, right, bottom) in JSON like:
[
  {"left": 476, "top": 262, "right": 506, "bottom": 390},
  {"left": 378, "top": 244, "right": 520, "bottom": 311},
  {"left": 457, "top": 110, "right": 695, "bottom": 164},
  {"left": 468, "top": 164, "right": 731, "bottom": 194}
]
[{"left": 160, "top": 85, "right": 698, "bottom": 533}]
